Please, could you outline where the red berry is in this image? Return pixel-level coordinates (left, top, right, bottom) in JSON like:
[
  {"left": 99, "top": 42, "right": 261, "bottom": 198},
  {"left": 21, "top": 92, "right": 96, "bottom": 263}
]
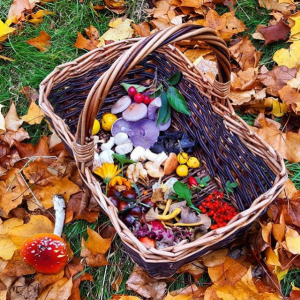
[
  {"left": 128, "top": 86, "right": 137, "bottom": 97},
  {"left": 143, "top": 95, "right": 152, "bottom": 105},
  {"left": 188, "top": 177, "right": 198, "bottom": 186},
  {"left": 139, "top": 237, "right": 155, "bottom": 247},
  {"left": 134, "top": 93, "right": 144, "bottom": 103},
  {"left": 148, "top": 221, "right": 164, "bottom": 231},
  {"left": 202, "top": 208, "right": 207, "bottom": 213}
]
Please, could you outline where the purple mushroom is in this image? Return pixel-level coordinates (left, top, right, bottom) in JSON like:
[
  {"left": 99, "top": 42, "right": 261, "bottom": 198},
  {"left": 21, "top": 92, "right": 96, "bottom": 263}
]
[
  {"left": 111, "top": 96, "right": 132, "bottom": 114},
  {"left": 122, "top": 103, "right": 147, "bottom": 122},
  {"left": 130, "top": 119, "right": 160, "bottom": 149},
  {"left": 111, "top": 118, "right": 134, "bottom": 137}
]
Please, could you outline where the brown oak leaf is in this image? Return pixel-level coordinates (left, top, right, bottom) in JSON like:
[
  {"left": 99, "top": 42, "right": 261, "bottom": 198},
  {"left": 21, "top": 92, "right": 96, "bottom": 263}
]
[{"left": 259, "top": 20, "right": 290, "bottom": 45}]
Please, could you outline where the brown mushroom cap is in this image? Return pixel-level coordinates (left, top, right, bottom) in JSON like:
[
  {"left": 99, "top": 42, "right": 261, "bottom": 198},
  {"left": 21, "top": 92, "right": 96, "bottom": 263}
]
[{"left": 164, "top": 153, "right": 178, "bottom": 175}]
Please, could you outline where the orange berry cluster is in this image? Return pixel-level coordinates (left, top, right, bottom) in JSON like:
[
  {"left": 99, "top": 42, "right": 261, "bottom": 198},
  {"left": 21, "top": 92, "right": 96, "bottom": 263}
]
[{"left": 199, "top": 190, "right": 238, "bottom": 230}]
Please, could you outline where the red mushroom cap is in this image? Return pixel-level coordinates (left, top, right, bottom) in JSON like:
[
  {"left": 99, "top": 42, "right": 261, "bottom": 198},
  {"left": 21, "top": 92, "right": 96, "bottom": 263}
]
[{"left": 20, "top": 233, "right": 68, "bottom": 274}]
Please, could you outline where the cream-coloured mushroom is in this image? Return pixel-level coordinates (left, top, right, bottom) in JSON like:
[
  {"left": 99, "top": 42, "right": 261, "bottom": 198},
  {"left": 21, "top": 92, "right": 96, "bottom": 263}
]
[
  {"left": 101, "top": 137, "right": 115, "bottom": 151},
  {"left": 99, "top": 149, "right": 114, "bottom": 164},
  {"left": 115, "top": 142, "right": 133, "bottom": 155},
  {"left": 126, "top": 162, "right": 149, "bottom": 187},
  {"left": 130, "top": 146, "right": 146, "bottom": 162},
  {"left": 114, "top": 132, "right": 130, "bottom": 145},
  {"left": 144, "top": 149, "right": 159, "bottom": 161},
  {"left": 145, "top": 152, "right": 168, "bottom": 178}
]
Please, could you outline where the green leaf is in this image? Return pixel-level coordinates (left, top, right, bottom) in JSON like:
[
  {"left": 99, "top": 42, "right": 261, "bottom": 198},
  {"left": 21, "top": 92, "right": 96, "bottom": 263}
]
[
  {"left": 162, "top": 103, "right": 171, "bottom": 124},
  {"left": 201, "top": 176, "right": 210, "bottom": 183},
  {"left": 168, "top": 71, "right": 181, "bottom": 86},
  {"left": 113, "top": 153, "right": 136, "bottom": 165},
  {"left": 173, "top": 181, "right": 192, "bottom": 201},
  {"left": 225, "top": 180, "right": 238, "bottom": 194},
  {"left": 120, "top": 83, "right": 147, "bottom": 93},
  {"left": 167, "top": 87, "right": 190, "bottom": 116},
  {"left": 157, "top": 91, "right": 169, "bottom": 125}
]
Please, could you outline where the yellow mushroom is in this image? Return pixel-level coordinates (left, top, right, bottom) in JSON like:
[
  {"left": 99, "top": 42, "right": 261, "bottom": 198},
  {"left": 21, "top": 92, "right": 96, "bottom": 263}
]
[
  {"left": 145, "top": 207, "right": 181, "bottom": 222},
  {"left": 164, "top": 221, "right": 203, "bottom": 227}
]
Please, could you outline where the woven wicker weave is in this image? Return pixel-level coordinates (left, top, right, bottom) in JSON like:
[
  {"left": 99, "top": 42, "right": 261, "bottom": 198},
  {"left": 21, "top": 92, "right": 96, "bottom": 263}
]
[{"left": 39, "top": 24, "right": 287, "bottom": 278}]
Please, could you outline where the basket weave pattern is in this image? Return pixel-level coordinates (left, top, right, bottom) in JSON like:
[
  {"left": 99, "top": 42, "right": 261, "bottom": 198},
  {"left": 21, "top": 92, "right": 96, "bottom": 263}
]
[{"left": 39, "top": 25, "right": 287, "bottom": 277}]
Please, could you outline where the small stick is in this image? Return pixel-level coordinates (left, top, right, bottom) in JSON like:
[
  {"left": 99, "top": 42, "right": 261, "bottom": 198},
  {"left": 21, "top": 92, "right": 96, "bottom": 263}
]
[{"left": 53, "top": 195, "right": 66, "bottom": 237}]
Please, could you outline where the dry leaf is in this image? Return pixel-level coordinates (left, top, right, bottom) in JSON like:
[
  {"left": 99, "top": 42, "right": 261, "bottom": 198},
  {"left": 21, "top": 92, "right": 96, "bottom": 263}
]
[
  {"left": 34, "top": 270, "right": 64, "bottom": 290},
  {"left": 110, "top": 296, "right": 142, "bottom": 300},
  {"left": 287, "top": 70, "right": 300, "bottom": 90},
  {"left": 37, "top": 277, "right": 73, "bottom": 300},
  {"left": 8, "top": 215, "right": 54, "bottom": 248},
  {"left": 184, "top": 48, "right": 212, "bottom": 63},
  {"left": 169, "top": 284, "right": 206, "bottom": 300},
  {"left": 0, "top": 19, "right": 15, "bottom": 42},
  {"left": 132, "top": 22, "right": 151, "bottom": 37},
  {"left": 273, "top": 213, "right": 286, "bottom": 243},
  {"left": 98, "top": 18, "right": 134, "bottom": 47},
  {"left": 103, "top": 0, "right": 126, "bottom": 14},
  {"left": 0, "top": 128, "right": 30, "bottom": 147},
  {"left": 229, "top": 89, "right": 255, "bottom": 105},
  {"left": 0, "top": 105, "right": 6, "bottom": 134},
  {"left": 10, "top": 277, "right": 39, "bottom": 300},
  {"left": 259, "top": 20, "right": 290, "bottom": 45},
  {"left": 208, "top": 256, "right": 247, "bottom": 286},
  {"left": 278, "top": 85, "right": 300, "bottom": 114},
  {"left": 251, "top": 116, "right": 300, "bottom": 163},
  {"left": 265, "top": 248, "right": 281, "bottom": 267},
  {"left": 21, "top": 101, "right": 44, "bottom": 125},
  {"left": 202, "top": 249, "right": 228, "bottom": 267},
  {"left": 29, "top": 9, "right": 53, "bottom": 24},
  {"left": 4, "top": 101, "right": 23, "bottom": 131},
  {"left": 81, "top": 227, "right": 114, "bottom": 267},
  {"left": 204, "top": 10, "right": 246, "bottom": 41},
  {"left": 20, "top": 86, "right": 39, "bottom": 103},
  {"left": 7, "top": 0, "right": 33, "bottom": 22},
  {"left": 229, "top": 36, "right": 262, "bottom": 70},
  {"left": 257, "top": 65, "right": 297, "bottom": 97},
  {"left": 177, "top": 259, "right": 205, "bottom": 281},
  {"left": 285, "top": 227, "right": 300, "bottom": 254},
  {"left": 261, "top": 221, "right": 272, "bottom": 245},
  {"left": 273, "top": 41, "right": 300, "bottom": 69},
  {"left": 26, "top": 31, "right": 51, "bottom": 52},
  {"left": 126, "top": 265, "right": 167, "bottom": 300},
  {"left": 74, "top": 32, "right": 98, "bottom": 51},
  {"left": 258, "top": 0, "right": 296, "bottom": 14}
]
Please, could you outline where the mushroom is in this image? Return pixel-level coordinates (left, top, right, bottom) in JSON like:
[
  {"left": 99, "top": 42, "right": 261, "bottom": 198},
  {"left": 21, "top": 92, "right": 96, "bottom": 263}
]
[
  {"left": 99, "top": 149, "right": 114, "bottom": 164},
  {"left": 115, "top": 143, "right": 133, "bottom": 155},
  {"left": 158, "top": 117, "right": 171, "bottom": 131},
  {"left": 147, "top": 97, "right": 161, "bottom": 121},
  {"left": 130, "top": 146, "right": 146, "bottom": 162},
  {"left": 101, "top": 137, "right": 115, "bottom": 151},
  {"left": 114, "top": 132, "right": 130, "bottom": 145},
  {"left": 111, "top": 96, "right": 131, "bottom": 114},
  {"left": 122, "top": 103, "right": 147, "bottom": 122},
  {"left": 145, "top": 207, "right": 181, "bottom": 222},
  {"left": 164, "top": 153, "right": 178, "bottom": 175},
  {"left": 130, "top": 119, "right": 160, "bottom": 149},
  {"left": 111, "top": 118, "right": 134, "bottom": 137},
  {"left": 126, "top": 162, "right": 149, "bottom": 187},
  {"left": 144, "top": 149, "right": 159, "bottom": 161},
  {"left": 20, "top": 195, "right": 68, "bottom": 274},
  {"left": 145, "top": 152, "right": 168, "bottom": 178}
]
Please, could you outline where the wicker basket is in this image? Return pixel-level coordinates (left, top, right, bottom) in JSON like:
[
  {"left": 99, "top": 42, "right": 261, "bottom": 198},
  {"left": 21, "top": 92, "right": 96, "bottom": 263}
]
[{"left": 39, "top": 24, "right": 287, "bottom": 278}]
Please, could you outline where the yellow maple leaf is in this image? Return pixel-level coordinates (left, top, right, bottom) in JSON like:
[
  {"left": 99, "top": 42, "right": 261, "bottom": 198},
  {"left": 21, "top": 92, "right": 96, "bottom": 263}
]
[
  {"left": 285, "top": 227, "right": 300, "bottom": 254},
  {"left": 98, "top": 18, "right": 133, "bottom": 47},
  {"left": 0, "top": 19, "right": 15, "bottom": 42},
  {"left": 270, "top": 98, "right": 287, "bottom": 117},
  {"left": 21, "top": 102, "right": 45, "bottom": 125},
  {"left": 273, "top": 41, "right": 300, "bottom": 68}
]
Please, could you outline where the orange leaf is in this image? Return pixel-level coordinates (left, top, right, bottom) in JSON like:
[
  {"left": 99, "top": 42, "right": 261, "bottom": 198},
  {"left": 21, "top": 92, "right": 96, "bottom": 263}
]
[
  {"left": 8, "top": 0, "right": 32, "bottom": 22},
  {"left": 176, "top": 259, "right": 205, "bottom": 281},
  {"left": 132, "top": 22, "right": 151, "bottom": 37},
  {"left": 26, "top": 31, "right": 51, "bottom": 52},
  {"left": 278, "top": 84, "right": 300, "bottom": 114},
  {"left": 37, "top": 277, "right": 73, "bottom": 300},
  {"left": 74, "top": 32, "right": 97, "bottom": 51},
  {"left": 34, "top": 270, "right": 64, "bottom": 290}
]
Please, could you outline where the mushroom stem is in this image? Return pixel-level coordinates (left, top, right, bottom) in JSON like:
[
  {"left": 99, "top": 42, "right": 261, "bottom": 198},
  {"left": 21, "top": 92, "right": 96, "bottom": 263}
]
[
  {"left": 164, "top": 222, "right": 203, "bottom": 227},
  {"left": 53, "top": 195, "right": 66, "bottom": 237}
]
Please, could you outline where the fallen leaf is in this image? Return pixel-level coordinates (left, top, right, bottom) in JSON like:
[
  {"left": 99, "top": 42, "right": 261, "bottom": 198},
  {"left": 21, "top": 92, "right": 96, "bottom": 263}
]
[
  {"left": 7, "top": 0, "right": 33, "bottom": 22},
  {"left": 10, "top": 277, "right": 39, "bottom": 300},
  {"left": 21, "top": 101, "right": 45, "bottom": 125},
  {"left": 259, "top": 20, "right": 290, "bottom": 44},
  {"left": 34, "top": 270, "right": 64, "bottom": 290},
  {"left": 273, "top": 41, "right": 300, "bottom": 69},
  {"left": 258, "top": 65, "right": 297, "bottom": 96},
  {"left": 279, "top": 178, "right": 297, "bottom": 199},
  {"left": 0, "top": 128, "right": 30, "bottom": 147},
  {"left": 20, "top": 86, "right": 39, "bottom": 103},
  {"left": 26, "top": 31, "right": 51, "bottom": 52},
  {"left": 273, "top": 213, "right": 286, "bottom": 243},
  {"left": 74, "top": 32, "right": 98, "bottom": 51},
  {"left": 164, "top": 293, "right": 192, "bottom": 300},
  {"left": 8, "top": 215, "right": 54, "bottom": 248},
  {"left": 98, "top": 18, "right": 134, "bottom": 47},
  {"left": 270, "top": 98, "right": 287, "bottom": 117},
  {"left": 2, "top": 250, "right": 35, "bottom": 277},
  {"left": 169, "top": 284, "right": 206, "bottom": 300},
  {"left": 287, "top": 70, "right": 300, "bottom": 90},
  {"left": 132, "top": 22, "right": 151, "bottom": 37},
  {"left": 204, "top": 10, "right": 246, "bottom": 41},
  {"left": 81, "top": 226, "right": 114, "bottom": 267},
  {"left": 251, "top": 116, "right": 300, "bottom": 163},
  {"left": 184, "top": 48, "right": 212, "bottom": 63},
  {"left": 208, "top": 256, "right": 248, "bottom": 286},
  {"left": 258, "top": 0, "right": 296, "bottom": 14},
  {"left": 278, "top": 84, "right": 300, "bottom": 114},
  {"left": 110, "top": 296, "right": 142, "bottom": 300},
  {"left": 229, "top": 36, "right": 262, "bottom": 70},
  {"left": 177, "top": 259, "right": 205, "bottom": 281},
  {"left": 0, "top": 19, "right": 15, "bottom": 42},
  {"left": 126, "top": 265, "right": 167, "bottom": 300},
  {"left": 0, "top": 54, "right": 14, "bottom": 61},
  {"left": 103, "top": 0, "right": 126, "bottom": 14},
  {"left": 229, "top": 89, "right": 255, "bottom": 105},
  {"left": 0, "top": 105, "right": 6, "bottom": 134},
  {"left": 202, "top": 249, "right": 228, "bottom": 267},
  {"left": 285, "top": 227, "right": 300, "bottom": 254},
  {"left": 38, "top": 277, "right": 73, "bottom": 300},
  {"left": 261, "top": 221, "right": 272, "bottom": 245},
  {"left": 14, "top": 135, "right": 51, "bottom": 158},
  {"left": 29, "top": 9, "right": 53, "bottom": 24},
  {"left": 0, "top": 218, "right": 23, "bottom": 235},
  {"left": 4, "top": 101, "right": 23, "bottom": 131},
  {"left": 265, "top": 248, "right": 281, "bottom": 267}
]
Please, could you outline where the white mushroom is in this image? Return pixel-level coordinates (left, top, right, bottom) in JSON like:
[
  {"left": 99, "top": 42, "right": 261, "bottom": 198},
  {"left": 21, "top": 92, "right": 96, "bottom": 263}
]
[
  {"left": 115, "top": 132, "right": 130, "bottom": 145},
  {"left": 101, "top": 137, "right": 115, "bottom": 151},
  {"left": 144, "top": 149, "right": 160, "bottom": 161},
  {"left": 99, "top": 149, "right": 114, "bottom": 164},
  {"left": 130, "top": 146, "right": 146, "bottom": 162},
  {"left": 145, "top": 152, "right": 168, "bottom": 178},
  {"left": 115, "top": 143, "right": 133, "bottom": 155}
]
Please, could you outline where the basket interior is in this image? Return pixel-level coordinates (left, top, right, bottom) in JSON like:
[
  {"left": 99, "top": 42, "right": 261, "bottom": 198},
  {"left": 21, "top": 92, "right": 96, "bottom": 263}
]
[{"left": 48, "top": 51, "right": 276, "bottom": 212}]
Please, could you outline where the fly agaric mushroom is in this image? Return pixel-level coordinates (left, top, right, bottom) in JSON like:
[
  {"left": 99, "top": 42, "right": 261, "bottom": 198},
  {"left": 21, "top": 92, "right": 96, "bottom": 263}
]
[{"left": 20, "top": 195, "right": 68, "bottom": 274}]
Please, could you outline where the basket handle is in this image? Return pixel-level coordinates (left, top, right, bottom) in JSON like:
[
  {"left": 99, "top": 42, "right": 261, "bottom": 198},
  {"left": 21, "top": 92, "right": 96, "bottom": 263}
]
[{"left": 76, "top": 24, "right": 231, "bottom": 147}]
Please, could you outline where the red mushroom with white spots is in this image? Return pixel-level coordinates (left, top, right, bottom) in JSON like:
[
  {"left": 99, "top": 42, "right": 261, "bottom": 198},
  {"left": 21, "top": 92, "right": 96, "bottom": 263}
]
[{"left": 20, "top": 195, "right": 68, "bottom": 274}]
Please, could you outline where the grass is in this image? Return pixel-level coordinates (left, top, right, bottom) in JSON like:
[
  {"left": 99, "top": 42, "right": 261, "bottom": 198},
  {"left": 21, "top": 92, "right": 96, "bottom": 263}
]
[{"left": 1, "top": 0, "right": 300, "bottom": 298}]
